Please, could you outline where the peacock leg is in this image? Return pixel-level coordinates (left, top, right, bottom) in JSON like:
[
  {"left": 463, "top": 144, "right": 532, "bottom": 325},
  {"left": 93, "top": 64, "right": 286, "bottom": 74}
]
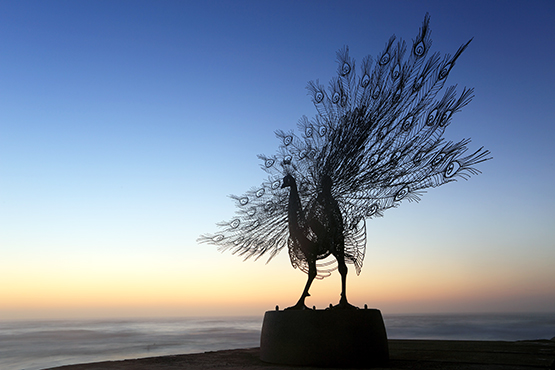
[
  {"left": 333, "top": 254, "right": 358, "bottom": 309},
  {"left": 286, "top": 258, "right": 316, "bottom": 310}
]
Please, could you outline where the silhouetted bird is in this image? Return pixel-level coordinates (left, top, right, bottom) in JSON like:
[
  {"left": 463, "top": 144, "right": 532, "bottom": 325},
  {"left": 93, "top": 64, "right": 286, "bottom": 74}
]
[{"left": 199, "top": 14, "right": 491, "bottom": 309}]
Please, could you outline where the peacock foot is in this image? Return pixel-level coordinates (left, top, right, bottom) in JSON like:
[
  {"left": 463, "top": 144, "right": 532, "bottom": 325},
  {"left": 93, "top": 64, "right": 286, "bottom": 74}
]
[
  {"left": 285, "top": 302, "right": 312, "bottom": 310},
  {"left": 332, "top": 299, "right": 359, "bottom": 310}
]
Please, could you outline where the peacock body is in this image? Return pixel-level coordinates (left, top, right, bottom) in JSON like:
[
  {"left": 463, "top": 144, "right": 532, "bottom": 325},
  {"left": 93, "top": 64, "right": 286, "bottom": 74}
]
[{"left": 199, "top": 14, "right": 491, "bottom": 309}]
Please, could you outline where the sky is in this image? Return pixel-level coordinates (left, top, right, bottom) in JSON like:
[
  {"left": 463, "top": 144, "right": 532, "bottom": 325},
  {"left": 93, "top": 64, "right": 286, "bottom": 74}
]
[{"left": 1, "top": 0, "right": 554, "bottom": 320}]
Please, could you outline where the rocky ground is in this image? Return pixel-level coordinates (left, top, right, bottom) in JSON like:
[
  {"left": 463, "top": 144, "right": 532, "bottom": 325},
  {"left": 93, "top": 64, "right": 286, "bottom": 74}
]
[{"left": 46, "top": 339, "right": 555, "bottom": 370}]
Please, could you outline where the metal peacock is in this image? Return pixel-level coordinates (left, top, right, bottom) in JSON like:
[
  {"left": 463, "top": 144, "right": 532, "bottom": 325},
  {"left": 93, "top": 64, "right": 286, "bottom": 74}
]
[{"left": 199, "top": 14, "right": 491, "bottom": 310}]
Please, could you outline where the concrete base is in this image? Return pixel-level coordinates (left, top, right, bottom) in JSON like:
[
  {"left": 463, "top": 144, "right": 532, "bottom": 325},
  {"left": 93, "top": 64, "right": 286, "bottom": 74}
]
[{"left": 259, "top": 308, "right": 389, "bottom": 368}]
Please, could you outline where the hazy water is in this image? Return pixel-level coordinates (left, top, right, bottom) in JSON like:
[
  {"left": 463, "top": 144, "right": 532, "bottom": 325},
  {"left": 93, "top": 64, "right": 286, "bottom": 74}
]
[
  {"left": 384, "top": 312, "right": 555, "bottom": 341},
  {"left": 1, "top": 313, "right": 554, "bottom": 370},
  {"left": 0, "top": 316, "right": 262, "bottom": 370}
]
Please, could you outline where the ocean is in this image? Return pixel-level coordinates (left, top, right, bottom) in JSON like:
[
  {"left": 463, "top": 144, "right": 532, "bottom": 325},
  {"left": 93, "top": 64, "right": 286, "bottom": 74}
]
[{"left": 1, "top": 313, "right": 554, "bottom": 370}]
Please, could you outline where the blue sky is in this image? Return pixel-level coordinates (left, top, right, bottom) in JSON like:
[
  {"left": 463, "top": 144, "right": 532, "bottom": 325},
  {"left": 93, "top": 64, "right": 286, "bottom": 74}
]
[{"left": 1, "top": 0, "right": 554, "bottom": 319}]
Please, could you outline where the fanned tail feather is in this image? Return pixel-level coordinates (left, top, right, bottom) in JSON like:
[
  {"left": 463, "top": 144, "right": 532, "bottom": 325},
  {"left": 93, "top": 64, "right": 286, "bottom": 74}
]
[{"left": 199, "top": 13, "right": 490, "bottom": 277}]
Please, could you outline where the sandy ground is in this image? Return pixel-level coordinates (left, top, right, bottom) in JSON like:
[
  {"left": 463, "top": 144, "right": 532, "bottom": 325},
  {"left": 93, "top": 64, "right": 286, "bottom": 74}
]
[{"left": 45, "top": 339, "right": 555, "bottom": 370}]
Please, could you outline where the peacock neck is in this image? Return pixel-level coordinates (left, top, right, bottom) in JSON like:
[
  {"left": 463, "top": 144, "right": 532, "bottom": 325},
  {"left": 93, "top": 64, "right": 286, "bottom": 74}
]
[{"left": 287, "top": 180, "right": 304, "bottom": 234}]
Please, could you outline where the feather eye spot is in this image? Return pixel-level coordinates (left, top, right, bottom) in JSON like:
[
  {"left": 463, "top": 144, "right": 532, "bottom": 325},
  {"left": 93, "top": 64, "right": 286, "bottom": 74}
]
[
  {"left": 265, "top": 159, "right": 275, "bottom": 168},
  {"left": 445, "top": 160, "right": 461, "bottom": 178},
  {"left": 212, "top": 235, "right": 224, "bottom": 243},
  {"left": 283, "top": 135, "right": 293, "bottom": 146},
  {"left": 393, "top": 89, "right": 402, "bottom": 103},
  {"left": 239, "top": 197, "right": 249, "bottom": 206},
  {"left": 247, "top": 207, "right": 256, "bottom": 216},
  {"left": 230, "top": 219, "right": 240, "bottom": 228},
  {"left": 439, "top": 63, "right": 452, "bottom": 80},
  {"left": 256, "top": 188, "right": 265, "bottom": 197},
  {"left": 341, "top": 62, "right": 351, "bottom": 76},
  {"left": 395, "top": 187, "right": 409, "bottom": 201},
  {"left": 332, "top": 91, "right": 341, "bottom": 104},
  {"left": 414, "top": 41, "right": 426, "bottom": 56},
  {"left": 379, "top": 53, "right": 390, "bottom": 65},
  {"left": 264, "top": 201, "right": 275, "bottom": 213},
  {"left": 314, "top": 91, "right": 324, "bottom": 103},
  {"left": 283, "top": 155, "right": 292, "bottom": 165},
  {"left": 372, "top": 86, "right": 380, "bottom": 99},
  {"left": 432, "top": 152, "right": 446, "bottom": 167},
  {"left": 271, "top": 180, "right": 281, "bottom": 190},
  {"left": 318, "top": 126, "right": 327, "bottom": 137},
  {"left": 413, "top": 150, "right": 425, "bottom": 165},
  {"left": 427, "top": 109, "right": 438, "bottom": 126},
  {"left": 299, "top": 150, "right": 307, "bottom": 159},
  {"left": 305, "top": 127, "right": 313, "bottom": 138},
  {"left": 402, "top": 116, "right": 414, "bottom": 131},
  {"left": 367, "top": 203, "right": 379, "bottom": 216},
  {"left": 392, "top": 64, "right": 401, "bottom": 80},
  {"left": 440, "top": 110, "right": 452, "bottom": 127},
  {"left": 413, "top": 75, "right": 424, "bottom": 91},
  {"left": 361, "top": 74, "right": 370, "bottom": 88}
]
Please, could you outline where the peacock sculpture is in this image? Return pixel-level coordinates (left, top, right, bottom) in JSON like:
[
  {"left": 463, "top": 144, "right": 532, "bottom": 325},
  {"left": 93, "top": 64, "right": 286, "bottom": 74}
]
[{"left": 199, "top": 14, "right": 491, "bottom": 310}]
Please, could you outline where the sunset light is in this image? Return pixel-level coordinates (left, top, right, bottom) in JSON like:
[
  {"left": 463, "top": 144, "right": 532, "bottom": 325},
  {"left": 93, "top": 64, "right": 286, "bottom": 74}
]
[{"left": 1, "top": 1, "right": 554, "bottom": 324}]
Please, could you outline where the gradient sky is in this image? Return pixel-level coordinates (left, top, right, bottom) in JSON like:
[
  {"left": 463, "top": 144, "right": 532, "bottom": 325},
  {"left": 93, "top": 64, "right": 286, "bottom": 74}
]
[{"left": 1, "top": 0, "right": 554, "bottom": 320}]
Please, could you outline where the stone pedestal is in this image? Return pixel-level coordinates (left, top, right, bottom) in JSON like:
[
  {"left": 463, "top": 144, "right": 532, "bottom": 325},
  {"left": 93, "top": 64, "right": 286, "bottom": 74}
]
[{"left": 260, "top": 308, "right": 389, "bottom": 368}]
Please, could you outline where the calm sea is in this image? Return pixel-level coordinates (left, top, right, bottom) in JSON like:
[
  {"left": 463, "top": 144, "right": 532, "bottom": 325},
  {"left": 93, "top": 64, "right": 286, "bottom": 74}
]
[{"left": 1, "top": 313, "right": 554, "bottom": 370}]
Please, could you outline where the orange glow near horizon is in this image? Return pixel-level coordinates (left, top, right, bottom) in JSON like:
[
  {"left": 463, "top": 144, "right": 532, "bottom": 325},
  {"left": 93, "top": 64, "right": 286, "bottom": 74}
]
[{"left": 3, "top": 244, "right": 554, "bottom": 320}]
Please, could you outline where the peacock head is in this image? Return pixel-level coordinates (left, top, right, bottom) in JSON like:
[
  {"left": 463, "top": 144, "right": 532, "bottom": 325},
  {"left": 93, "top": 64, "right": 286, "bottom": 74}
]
[{"left": 281, "top": 174, "right": 296, "bottom": 188}]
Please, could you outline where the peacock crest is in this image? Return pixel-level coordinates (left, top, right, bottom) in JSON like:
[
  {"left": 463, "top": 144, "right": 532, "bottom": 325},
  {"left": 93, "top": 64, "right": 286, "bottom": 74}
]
[{"left": 199, "top": 14, "right": 491, "bottom": 309}]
